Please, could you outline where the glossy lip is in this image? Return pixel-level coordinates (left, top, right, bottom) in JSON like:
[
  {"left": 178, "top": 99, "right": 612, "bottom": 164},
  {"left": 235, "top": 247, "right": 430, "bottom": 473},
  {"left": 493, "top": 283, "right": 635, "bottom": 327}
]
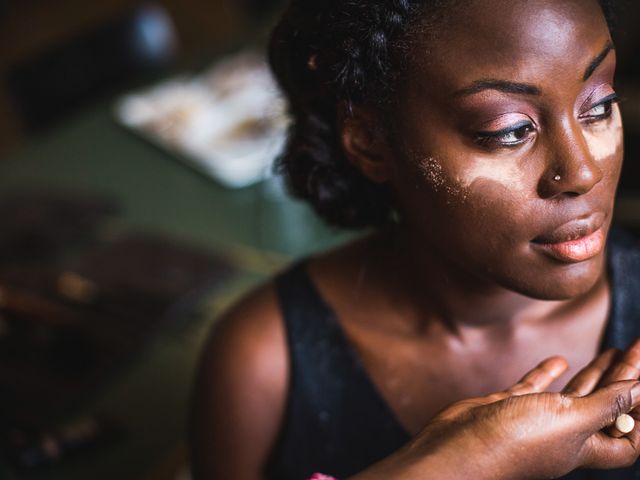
[{"left": 531, "top": 213, "right": 606, "bottom": 263}]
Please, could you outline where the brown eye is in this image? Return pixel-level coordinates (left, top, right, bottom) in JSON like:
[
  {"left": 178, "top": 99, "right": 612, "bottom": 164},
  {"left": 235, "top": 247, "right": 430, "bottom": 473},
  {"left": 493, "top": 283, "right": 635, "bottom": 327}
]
[
  {"left": 476, "top": 121, "right": 535, "bottom": 148},
  {"left": 580, "top": 93, "right": 620, "bottom": 123},
  {"left": 501, "top": 125, "right": 533, "bottom": 143}
]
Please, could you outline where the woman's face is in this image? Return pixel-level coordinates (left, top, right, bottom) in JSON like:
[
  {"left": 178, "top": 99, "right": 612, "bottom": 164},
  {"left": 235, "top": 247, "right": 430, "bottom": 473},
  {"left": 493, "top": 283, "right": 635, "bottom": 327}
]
[{"left": 389, "top": 0, "right": 622, "bottom": 300}]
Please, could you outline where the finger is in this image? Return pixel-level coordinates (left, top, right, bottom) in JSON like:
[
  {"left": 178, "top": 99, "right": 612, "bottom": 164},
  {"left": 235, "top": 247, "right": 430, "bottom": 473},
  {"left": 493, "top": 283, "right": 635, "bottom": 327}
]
[
  {"left": 599, "top": 339, "right": 640, "bottom": 387},
  {"left": 607, "top": 413, "right": 636, "bottom": 439},
  {"left": 615, "top": 408, "right": 640, "bottom": 434},
  {"left": 563, "top": 349, "right": 619, "bottom": 396},
  {"left": 628, "top": 408, "right": 640, "bottom": 421},
  {"left": 582, "top": 431, "right": 640, "bottom": 470},
  {"left": 448, "top": 392, "right": 511, "bottom": 411},
  {"left": 606, "top": 398, "right": 640, "bottom": 438},
  {"left": 507, "top": 356, "right": 568, "bottom": 396},
  {"left": 462, "top": 357, "right": 568, "bottom": 409},
  {"left": 583, "top": 408, "right": 640, "bottom": 470},
  {"left": 575, "top": 381, "right": 640, "bottom": 433}
]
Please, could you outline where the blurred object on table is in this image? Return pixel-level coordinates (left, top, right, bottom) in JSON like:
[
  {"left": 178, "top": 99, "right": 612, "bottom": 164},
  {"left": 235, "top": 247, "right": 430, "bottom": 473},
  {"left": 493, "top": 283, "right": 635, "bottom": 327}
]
[
  {"left": 0, "top": 190, "right": 118, "bottom": 265},
  {"left": 0, "top": 190, "right": 235, "bottom": 462},
  {"left": 0, "top": 0, "right": 249, "bottom": 156},
  {"left": 4, "top": 414, "right": 123, "bottom": 471},
  {"left": 8, "top": 4, "right": 178, "bottom": 134},
  {"left": 115, "top": 50, "right": 288, "bottom": 188}
]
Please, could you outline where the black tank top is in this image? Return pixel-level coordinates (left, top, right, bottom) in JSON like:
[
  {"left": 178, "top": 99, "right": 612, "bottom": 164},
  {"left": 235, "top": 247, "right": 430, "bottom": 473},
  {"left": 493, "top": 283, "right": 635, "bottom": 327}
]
[{"left": 265, "top": 228, "right": 640, "bottom": 480}]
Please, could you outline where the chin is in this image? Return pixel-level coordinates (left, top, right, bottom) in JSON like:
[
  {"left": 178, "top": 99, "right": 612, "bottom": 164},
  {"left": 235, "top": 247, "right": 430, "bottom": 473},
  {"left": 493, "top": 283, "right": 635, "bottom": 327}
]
[{"left": 501, "top": 253, "right": 607, "bottom": 301}]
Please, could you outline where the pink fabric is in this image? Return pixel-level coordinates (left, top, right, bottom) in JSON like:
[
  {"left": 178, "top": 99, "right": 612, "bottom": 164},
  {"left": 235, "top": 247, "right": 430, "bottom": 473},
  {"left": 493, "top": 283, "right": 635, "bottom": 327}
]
[{"left": 307, "top": 475, "right": 338, "bottom": 480}]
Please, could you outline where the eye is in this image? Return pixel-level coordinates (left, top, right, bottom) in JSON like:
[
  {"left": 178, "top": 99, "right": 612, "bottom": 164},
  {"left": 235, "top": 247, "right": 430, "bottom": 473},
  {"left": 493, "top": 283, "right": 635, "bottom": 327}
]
[
  {"left": 475, "top": 121, "right": 536, "bottom": 148},
  {"left": 580, "top": 93, "right": 620, "bottom": 123}
]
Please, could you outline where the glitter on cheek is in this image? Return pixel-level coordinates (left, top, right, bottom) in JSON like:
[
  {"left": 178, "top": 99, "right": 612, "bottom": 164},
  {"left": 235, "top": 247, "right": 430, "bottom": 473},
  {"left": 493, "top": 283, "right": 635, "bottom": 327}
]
[
  {"left": 416, "top": 156, "right": 469, "bottom": 203},
  {"left": 418, "top": 156, "right": 446, "bottom": 191}
]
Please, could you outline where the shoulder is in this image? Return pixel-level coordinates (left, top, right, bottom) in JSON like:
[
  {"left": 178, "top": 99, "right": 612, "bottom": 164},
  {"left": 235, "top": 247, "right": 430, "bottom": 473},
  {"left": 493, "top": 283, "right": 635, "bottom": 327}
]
[
  {"left": 206, "top": 280, "right": 286, "bottom": 370},
  {"left": 190, "top": 279, "right": 288, "bottom": 479},
  {"left": 195, "top": 278, "right": 287, "bottom": 420}
]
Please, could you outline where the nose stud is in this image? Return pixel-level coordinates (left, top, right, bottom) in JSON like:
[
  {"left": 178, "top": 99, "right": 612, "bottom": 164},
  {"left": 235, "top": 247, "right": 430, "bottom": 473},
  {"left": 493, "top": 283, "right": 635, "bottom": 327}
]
[{"left": 553, "top": 175, "right": 561, "bottom": 182}]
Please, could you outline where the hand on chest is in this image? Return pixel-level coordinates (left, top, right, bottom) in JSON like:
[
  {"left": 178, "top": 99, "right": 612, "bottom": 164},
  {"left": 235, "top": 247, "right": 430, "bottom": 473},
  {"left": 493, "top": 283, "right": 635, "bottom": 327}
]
[{"left": 350, "top": 327, "right": 603, "bottom": 436}]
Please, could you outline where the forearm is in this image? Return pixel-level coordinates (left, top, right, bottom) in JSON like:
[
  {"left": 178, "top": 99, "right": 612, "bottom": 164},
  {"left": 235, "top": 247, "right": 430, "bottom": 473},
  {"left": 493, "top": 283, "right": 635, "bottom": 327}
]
[{"left": 347, "top": 437, "right": 501, "bottom": 480}]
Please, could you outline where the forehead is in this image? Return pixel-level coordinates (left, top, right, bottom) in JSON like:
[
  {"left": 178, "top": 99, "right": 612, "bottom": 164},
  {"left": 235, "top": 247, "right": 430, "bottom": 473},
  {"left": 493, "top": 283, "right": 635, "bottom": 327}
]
[{"left": 409, "top": 0, "right": 611, "bottom": 93}]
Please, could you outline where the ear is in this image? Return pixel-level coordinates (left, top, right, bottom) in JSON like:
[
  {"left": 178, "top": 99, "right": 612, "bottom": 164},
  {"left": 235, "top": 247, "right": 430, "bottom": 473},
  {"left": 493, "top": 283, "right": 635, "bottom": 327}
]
[{"left": 338, "top": 103, "right": 393, "bottom": 184}]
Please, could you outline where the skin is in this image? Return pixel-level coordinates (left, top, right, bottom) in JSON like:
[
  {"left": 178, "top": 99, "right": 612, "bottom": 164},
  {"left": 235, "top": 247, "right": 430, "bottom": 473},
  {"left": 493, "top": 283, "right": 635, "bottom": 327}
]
[
  {"left": 383, "top": 0, "right": 623, "bottom": 301},
  {"left": 190, "top": 1, "right": 639, "bottom": 479},
  {"left": 351, "top": 352, "right": 640, "bottom": 480},
  {"left": 331, "top": 0, "right": 621, "bottom": 434}
]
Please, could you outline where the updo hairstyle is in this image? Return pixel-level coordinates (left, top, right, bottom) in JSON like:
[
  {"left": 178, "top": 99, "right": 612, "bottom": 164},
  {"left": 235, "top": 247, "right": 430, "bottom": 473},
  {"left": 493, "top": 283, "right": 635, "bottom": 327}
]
[{"left": 268, "top": 0, "right": 616, "bottom": 229}]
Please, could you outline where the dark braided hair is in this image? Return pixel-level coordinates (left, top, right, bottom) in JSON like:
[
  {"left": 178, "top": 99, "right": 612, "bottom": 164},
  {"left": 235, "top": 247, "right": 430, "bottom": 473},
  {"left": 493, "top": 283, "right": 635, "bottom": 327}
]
[{"left": 269, "top": 0, "right": 616, "bottom": 230}]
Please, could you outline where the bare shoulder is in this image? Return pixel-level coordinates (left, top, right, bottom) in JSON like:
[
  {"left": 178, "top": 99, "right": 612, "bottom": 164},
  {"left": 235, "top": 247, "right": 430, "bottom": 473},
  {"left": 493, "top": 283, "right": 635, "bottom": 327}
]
[
  {"left": 203, "top": 280, "right": 285, "bottom": 373},
  {"left": 190, "top": 280, "right": 287, "bottom": 480},
  {"left": 189, "top": 236, "right": 378, "bottom": 479}
]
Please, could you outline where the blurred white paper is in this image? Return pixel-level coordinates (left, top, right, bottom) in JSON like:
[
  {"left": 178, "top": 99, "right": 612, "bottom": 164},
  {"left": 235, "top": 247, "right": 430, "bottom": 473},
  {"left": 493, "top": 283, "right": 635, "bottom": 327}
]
[{"left": 114, "top": 51, "right": 288, "bottom": 188}]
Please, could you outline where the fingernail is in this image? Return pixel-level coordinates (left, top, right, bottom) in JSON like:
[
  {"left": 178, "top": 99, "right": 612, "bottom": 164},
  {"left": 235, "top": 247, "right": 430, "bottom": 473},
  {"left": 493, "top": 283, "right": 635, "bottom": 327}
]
[
  {"left": 631, "top": 382, "right": 640, "bottom": 405},
  {"left": 548, "top": 359, "right": 568, "bottom": 378}
]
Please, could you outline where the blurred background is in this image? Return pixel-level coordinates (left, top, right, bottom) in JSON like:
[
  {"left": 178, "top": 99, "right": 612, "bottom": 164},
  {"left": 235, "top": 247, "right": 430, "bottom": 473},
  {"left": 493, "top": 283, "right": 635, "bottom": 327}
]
[
  {"left": 0, "top": 0, "right": 286, "bottom": 155},
  {"left": 0, "top": 1, "right": 638, "bottom": 479}
]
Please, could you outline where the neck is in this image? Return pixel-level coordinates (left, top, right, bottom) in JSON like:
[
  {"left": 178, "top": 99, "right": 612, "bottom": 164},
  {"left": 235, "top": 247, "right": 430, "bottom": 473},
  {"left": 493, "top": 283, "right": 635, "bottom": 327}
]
[{"left": 370, "top": 226, "right": 606, "bottom": 339}]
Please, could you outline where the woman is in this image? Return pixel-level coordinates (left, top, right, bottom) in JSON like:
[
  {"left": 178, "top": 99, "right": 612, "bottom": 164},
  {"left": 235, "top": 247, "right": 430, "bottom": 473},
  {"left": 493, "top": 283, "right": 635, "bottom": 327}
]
[{"left": 190, "top": 0, "right": 640, "bottom": 478}]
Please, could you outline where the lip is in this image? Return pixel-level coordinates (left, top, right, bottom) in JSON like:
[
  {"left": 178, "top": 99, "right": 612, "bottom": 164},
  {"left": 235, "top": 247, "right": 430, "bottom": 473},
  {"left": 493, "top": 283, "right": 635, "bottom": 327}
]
[{"left": 531, "top": 213, "right": 606, "bottom": 263}]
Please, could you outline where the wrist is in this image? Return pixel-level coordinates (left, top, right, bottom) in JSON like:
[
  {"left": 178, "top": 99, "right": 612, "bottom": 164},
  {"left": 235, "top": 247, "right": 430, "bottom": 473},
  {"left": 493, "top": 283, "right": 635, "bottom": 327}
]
[
  {"left": 397, "top": 431, "right": 508, "bottom": 480},
  {"left": 348, "top": 440, "right": 496, "bottom": 480}
]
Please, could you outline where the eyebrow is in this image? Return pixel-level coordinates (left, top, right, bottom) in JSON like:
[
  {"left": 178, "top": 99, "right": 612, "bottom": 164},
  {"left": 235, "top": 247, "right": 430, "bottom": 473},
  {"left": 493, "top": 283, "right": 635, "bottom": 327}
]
[
  {"left": 453, "top": 80, "right": 541, "bottom": 98},
  {"left": 583, "top": 42, "right": 614, "bottom": 81},
  {"left": 453, "top": 42, "right": 615, "bottom": 98}
]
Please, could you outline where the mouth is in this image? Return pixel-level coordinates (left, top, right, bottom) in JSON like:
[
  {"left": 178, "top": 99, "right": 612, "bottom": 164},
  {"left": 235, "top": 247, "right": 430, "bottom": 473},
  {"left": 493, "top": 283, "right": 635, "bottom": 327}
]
[{"left": 531, "top": 213, "right": 606, "bottom": 263}]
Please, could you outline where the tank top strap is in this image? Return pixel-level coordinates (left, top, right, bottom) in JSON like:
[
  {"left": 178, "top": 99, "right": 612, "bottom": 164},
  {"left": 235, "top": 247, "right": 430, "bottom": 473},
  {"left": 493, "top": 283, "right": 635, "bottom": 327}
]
[
  {"left": 274, "top": 259, "right": 344, "bottom": 346},
  {"left": 274, "top": 259, "right": 358, "bottom": 419},
  {"left": 266, "top": 260, "right": 410, "bottom": 480}
]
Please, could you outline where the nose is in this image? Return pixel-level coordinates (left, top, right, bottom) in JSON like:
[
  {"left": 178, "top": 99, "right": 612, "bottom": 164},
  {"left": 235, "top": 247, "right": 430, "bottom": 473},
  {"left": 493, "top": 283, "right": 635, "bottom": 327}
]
[{"left": 537, "top": 119, "right": 604, "bottom": 199}]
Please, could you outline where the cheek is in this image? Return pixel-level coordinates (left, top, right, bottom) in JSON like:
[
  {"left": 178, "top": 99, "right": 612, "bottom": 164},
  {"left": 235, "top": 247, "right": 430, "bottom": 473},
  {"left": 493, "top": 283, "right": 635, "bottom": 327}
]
[
  {"left": 413, "top": 152, "right": 532, "bottom": 208},
  {"left": 583, "top": 105, "right": 623, "bottom": 163},
  {"left": 461, "top": 157, "right": 526, "bottom": 193},
  {"left": 452, "top": 177, "right": 535, "bottom": 254},
  {"left": 409, "top": 154, "right": 534, "bottom": 242},
  {"left": 416, "top": 156, "right": 468, "bottom": 201}
]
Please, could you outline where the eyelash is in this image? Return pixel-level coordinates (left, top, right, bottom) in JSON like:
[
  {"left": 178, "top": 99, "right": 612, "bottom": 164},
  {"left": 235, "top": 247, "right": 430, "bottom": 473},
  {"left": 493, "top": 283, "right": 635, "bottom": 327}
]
[
  {"left": 579, "top": 93, "right": 620, "bottom": 123},
  {"left": 475, "top": 94, "right": 621, "bottom": 149},
  {"left": 475, "top": 120, "right": 535, "bottom": 148}
]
